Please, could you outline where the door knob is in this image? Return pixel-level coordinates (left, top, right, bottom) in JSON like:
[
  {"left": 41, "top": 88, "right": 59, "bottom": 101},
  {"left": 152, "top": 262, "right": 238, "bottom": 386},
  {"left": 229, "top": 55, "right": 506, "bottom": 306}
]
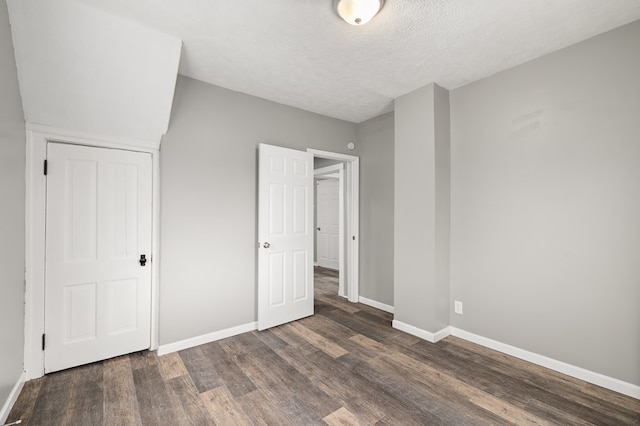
[
  {"left": 263, "top": 242, "right": 270, "bottom": 249},
  {"left": 139, "top": 254, "right": 147, "bottom": 266},
  {"left": 316, "top": 227, "right": 321, "bottom": 231}
]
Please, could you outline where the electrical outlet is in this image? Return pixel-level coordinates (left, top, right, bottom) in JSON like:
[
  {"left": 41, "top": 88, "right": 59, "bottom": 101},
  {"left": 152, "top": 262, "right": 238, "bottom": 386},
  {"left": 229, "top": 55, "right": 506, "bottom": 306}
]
[{"left": 454, "top": 300, "right": 463, "bottom": 315}]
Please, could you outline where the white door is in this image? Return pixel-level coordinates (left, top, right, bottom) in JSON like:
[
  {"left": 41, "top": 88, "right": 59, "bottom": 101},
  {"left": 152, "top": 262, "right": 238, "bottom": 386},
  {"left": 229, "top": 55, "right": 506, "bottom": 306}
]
[
  {"left": 258, "top": 143, "right": 313, "bottom": 330},
  {"left": 317, "top": 179, "right": 340, "bottom": 270},
  {"left": 45, "top": 143, "right": 152, "bottom": 373}
]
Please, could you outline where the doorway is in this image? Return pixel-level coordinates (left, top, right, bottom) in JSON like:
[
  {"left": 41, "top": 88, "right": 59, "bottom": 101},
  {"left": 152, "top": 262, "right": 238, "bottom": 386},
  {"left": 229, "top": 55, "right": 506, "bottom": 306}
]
[
  {"left": 309, "top": 149, "right": 359, "bottom": 303},
  {"left": 256, "top": 145, "right": 359, "bottom": 331},
  {"left": 314, "top": 163, "right": 344, "bottom": 296}
]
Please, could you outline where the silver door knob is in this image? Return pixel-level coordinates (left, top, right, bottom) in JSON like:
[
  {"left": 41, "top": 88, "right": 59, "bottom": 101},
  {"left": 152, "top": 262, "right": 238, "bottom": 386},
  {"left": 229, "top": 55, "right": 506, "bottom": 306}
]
[{"left": 263, "top": 242, "right": 270, "bottom": 248}]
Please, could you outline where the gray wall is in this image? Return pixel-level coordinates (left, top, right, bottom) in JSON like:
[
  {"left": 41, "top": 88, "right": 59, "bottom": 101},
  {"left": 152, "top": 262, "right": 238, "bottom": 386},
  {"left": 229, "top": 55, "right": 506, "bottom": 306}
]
[
  {"left": 314, "top": 157, "right": 343, "bottom": 168},
  {"left": 160, "top": 76, "right": 358, "bottom": 344},
  {"left": 450, "top": 21, "right": 640, "bottom": 385},
  {"left": 356, "top": 112, "right": 394, "bottom": 306},
  {"left": 394, "top": 85, "right": 435, "bottom": 330},
  {"left": 394, "top": 84, "right": 450, "bottom": 332},
  {"left": 433, "top": 85, "right": 451, "bottom": 330},
  {"left": 0, "top": 0, "right": 25, "bottom": 412}
]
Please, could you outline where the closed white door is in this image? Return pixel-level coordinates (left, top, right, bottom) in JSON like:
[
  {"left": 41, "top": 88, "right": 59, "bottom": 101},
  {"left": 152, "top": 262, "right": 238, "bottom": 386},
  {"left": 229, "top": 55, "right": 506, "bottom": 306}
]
[
  {"left": 317, "top": 179, "right": 340, "bottom": 270},
  {"left": 45, "top": 143, "right": 152, "bottom": 373},
  {"left": 258, "top": 143, "right": 313, "bottom": 330}
]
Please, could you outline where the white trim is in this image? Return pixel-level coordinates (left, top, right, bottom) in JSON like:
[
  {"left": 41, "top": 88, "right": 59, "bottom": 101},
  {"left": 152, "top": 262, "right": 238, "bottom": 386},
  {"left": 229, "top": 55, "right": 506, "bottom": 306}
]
[
  {"left": 24, "top": 129, "right": 47, "bottom": 379},
  {"left": 24, "top": 126, "right": 161, "bottom": 379},
  {"left": 150, "top": 151, "right": 161, "bottom": 350},
  {"left": 308, "top": 149, "right": 359, "bottom": 303},
  {"left": 358, "top": 296, "right": 394, "bottom": 314},
  {"left": 308, "top": 150, "right": 357, "bottom": 161},
  {"left": 337, "top": 167, "right": 344, "bottom": 297},
  {"left": 26, "top": 123, "right": 160, "bottom": 151},
  {"left": 314, "top": 164, "right": 343, "bottom": 176},
  {"left": 316, "top": 172, "right": 339, "bottom": 179},
  {"left": 392, "top": 320, "right": 450, "bottom": 343},
  {"left": 350, "top": 159, "right": 359, "bottom": 303},
  {"left": 450, "top": 328, "right": 640, "bottom": 400},
  {"left": 391, "top": 321, "right": 640, "bottom": 399},
  {"left": 157, "top": 322, "right": 258, "bottom": 355},
  {"left": 0, "top": 371, "right": 25, "bottom": 425}
]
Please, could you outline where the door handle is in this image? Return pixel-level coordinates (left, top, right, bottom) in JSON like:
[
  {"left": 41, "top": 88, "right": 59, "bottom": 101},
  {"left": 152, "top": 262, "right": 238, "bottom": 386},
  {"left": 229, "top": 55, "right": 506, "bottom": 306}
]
[
  {"left": 139, "top": 254, "right": 147, "bottom": 266},
  {"left": 316, "top": 227, "right": 321, "bottom": 231},
  {"left": 263, "top": 242, "right": 270, "bottom": 249}
]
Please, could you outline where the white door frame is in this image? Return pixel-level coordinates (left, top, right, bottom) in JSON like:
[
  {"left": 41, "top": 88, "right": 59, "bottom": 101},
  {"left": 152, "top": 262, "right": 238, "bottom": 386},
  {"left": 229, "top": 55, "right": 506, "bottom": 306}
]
[
  {"left": 24, "top": 124, "right": 161, "bottom": 380},
  {"left": 308, "top": 149, "right": 359, "bottom": 303},
  {"left": 314, "top": 165, "right": 345, "bottom": 297}
]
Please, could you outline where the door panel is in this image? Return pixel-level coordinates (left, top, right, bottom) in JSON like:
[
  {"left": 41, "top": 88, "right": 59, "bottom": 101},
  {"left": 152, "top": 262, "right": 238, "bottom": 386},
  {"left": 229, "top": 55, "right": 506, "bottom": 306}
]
[
  {"left": 293, "top": 250, "right": 308, "bottom": 300},
  {"left": 269, "top": 252, "right": 286, "bottom": 306},
  {"left": 106, "top": 278, "right": 139, "bottom": 334},
  {"left": 65, "top": 282, "right": 97, "bottom": 342},
  {"left": 45, "top": 143, "right": 152, "bottom": 373},
  {"left": 107, "top": 163, "right": 140, "bottom": 259},
  {"left": 258, "top": 144, "right": 313, "bottom": 330},
  {"left": 65, "top": 159, "right": 98, "bottom": 261},
  {"left": 293, "top": 185, "right": 308, "bottom": 234}
]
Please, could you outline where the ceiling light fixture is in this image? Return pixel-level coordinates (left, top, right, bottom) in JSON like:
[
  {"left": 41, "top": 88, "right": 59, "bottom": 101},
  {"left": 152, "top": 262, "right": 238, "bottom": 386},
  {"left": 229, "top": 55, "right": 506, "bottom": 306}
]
[{"left": 334, "top": 0, "right": 385, "bottom": 26}]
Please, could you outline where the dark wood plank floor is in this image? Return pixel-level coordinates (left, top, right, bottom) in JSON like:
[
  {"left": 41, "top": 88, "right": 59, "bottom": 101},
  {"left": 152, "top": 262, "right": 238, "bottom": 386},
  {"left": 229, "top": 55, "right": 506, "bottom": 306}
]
[{"left": 8, "top": 267, "right": 640, "bottom": 425}]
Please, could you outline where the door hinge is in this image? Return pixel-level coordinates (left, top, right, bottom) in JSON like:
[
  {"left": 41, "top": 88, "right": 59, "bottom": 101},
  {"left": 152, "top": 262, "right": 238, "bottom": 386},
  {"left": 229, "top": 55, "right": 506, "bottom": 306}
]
[
  {"left": 42, "top": 333, "right": 46, "bottom": 351},
  {"left": 352, "top": 235, "right": 356, "bottom": 240},
  {"left": 43, "top": 159, "right": 48, "bottom": 176}
]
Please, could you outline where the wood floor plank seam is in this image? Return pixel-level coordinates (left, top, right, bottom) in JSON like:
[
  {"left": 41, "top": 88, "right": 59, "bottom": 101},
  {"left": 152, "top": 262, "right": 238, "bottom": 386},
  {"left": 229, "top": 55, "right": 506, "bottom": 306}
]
[{"left": 7, "top": 268, "right": 640, "bottom": 425}]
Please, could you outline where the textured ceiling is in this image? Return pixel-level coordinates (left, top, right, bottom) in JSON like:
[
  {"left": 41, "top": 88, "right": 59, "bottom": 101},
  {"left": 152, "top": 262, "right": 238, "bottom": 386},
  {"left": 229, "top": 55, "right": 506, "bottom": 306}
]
[{"left": 75, "top": 0, "right": 640, "bottom": 123}]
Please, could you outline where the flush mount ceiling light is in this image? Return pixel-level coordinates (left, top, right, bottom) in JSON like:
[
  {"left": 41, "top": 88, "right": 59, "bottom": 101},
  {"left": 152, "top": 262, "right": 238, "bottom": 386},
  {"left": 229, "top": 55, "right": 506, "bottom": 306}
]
[{"left": 334, "top": 0, "right": 385, "bottom": 26}]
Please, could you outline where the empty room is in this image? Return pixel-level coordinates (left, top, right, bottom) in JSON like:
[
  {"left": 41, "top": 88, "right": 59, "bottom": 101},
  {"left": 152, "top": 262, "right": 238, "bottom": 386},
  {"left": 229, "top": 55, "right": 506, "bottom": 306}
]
[{"left": 1, "top": 0, "right": 639, "bottom": 424}]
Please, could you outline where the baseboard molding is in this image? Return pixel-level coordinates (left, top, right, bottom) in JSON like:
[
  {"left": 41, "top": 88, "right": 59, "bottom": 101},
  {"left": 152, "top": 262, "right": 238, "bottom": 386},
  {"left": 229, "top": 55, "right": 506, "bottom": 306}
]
[
  {"left": 392, "top": 320, "right": 450, "bottom": 343},
  {"left": 157, "top": 322, "right": 257, "bottom": 356},
  {"left": 0, "top": 371, "right": 25, "bottom": 425},
  {"left": 358, "top": 296, "right": 394, "bottom": 314},
  {"left": 450, "top": 328, "right": 640, "bottom": 400},
  {"left": 390, "top": 321, "right": 640, "bottom": 399}
]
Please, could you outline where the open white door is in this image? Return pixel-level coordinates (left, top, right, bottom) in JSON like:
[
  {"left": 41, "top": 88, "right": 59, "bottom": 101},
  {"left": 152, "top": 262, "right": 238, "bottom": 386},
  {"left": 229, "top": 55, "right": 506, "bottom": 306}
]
[
  {"left": 45, "top": 143, "right": 152, "bottom": 373},
  {"left": 258, "top": 143, "right": 313, "bottom": 330}
]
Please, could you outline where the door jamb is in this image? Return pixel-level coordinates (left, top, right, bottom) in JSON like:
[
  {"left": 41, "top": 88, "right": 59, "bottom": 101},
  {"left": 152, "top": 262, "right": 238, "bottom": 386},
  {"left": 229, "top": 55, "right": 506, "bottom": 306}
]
[
  {"left": 24, "top": 124, "right": 161, "bottom": 379},
  {"left": 308, "top": 149, "right": 359, "bottom": 303}
]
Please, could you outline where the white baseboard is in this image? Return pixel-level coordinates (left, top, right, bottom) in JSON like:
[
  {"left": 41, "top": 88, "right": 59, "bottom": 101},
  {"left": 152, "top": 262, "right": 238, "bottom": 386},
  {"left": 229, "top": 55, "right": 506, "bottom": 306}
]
[
  {"left": 390, "top": 321, "right": 640, "bottom": 399},
  {"left": 449, "top": 328, "right": 640, "bottom": 400},
  {"left": 392, "top": 320, "right": 450, "bottom": 343},
  {"left": 358, "top": 296, "right": 394, "bottom": 314},
  {"left": 0, "top": 371, "right": 25, "bottom": 425},
  {"left": 157, "top": 322, "right": 257, "bottom": 356}
]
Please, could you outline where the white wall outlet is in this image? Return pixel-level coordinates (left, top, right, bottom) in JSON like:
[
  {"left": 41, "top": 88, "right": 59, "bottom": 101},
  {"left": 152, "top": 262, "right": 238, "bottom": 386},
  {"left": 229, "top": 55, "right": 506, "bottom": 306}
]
[{"left": 454, "top": 300, "right": 463, "bottom": 315}]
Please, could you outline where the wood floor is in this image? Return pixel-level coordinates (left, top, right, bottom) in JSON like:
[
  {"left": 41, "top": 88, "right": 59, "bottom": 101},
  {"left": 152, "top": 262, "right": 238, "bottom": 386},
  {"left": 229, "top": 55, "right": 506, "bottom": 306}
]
[{"left": 8, "top": 267, "right": 640, "bottom": 425}]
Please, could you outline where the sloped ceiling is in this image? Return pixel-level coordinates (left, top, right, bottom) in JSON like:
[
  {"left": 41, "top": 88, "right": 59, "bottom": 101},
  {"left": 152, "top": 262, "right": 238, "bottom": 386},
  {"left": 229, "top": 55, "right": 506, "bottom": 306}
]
[
  {"left": 7, "top": 1, "right": 640, "bottom": 129},
  {"left": 7, "top": 0, "right": 181, "bottom": 142},
  {"left": 75, "top": 0, "right": 640, "bottom": 123}
]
